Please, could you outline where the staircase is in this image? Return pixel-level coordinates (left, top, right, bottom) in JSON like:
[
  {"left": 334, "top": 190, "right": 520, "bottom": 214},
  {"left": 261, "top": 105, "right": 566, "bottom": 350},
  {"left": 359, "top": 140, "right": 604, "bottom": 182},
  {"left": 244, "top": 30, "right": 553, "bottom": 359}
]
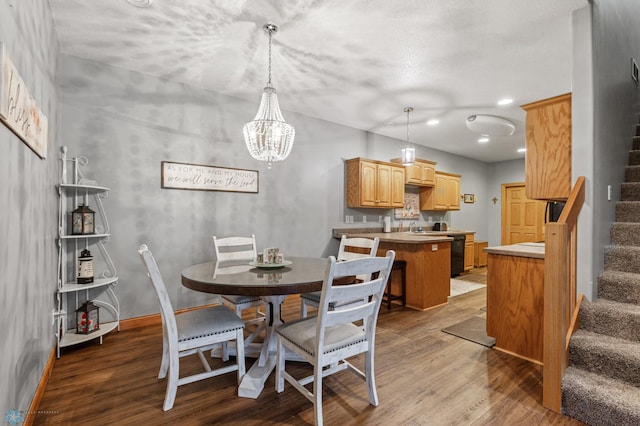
[{"left": 562, "top": 124, "right": 640, "bottom": 424}]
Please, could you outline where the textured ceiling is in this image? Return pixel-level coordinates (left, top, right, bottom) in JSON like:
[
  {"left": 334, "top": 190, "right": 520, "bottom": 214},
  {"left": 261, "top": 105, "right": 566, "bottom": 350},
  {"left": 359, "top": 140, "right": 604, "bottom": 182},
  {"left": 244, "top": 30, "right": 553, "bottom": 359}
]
[{"left": 47, "top": 0, "right": 587, "bottom": 163}]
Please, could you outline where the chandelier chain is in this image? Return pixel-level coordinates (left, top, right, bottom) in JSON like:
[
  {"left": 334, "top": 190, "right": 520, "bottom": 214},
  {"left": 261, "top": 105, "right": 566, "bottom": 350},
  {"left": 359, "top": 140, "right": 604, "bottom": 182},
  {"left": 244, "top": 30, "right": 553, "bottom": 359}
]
[{"left": 267, "top": 27, "right": 273, "bottom": 87}]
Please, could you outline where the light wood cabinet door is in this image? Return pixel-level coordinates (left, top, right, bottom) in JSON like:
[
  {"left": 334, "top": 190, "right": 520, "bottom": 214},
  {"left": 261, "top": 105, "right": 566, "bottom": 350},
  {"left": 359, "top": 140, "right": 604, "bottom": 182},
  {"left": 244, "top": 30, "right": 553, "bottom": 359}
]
[
  {"left": 521, "top": 93, "right": 571, "bottom": 201},
  {"left": 390, "top": 158, "right": 436, "bottom": 186},
  {"left": 464, "top": 234, "right": 475, "bottom": 271},
  {"left": 421, "top": 162, "right": 436, "bottom": 186},
  {"left": 391, "top": 166, "right": 406, "bottom": 207},
  {"left": 419, "top": 171, "right": 461, "bottom": 211},
  {"left": 346, "top": 158, "right": 405, "bottom": 208}
]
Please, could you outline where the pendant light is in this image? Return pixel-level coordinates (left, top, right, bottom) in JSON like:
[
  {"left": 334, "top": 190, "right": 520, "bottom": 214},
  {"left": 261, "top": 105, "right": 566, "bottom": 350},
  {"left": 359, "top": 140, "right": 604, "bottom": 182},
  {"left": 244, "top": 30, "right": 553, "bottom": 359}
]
[
  {"left": 243, "top": 23, "right": 295, "bottom": 169},
  {"left": 401, "top": 107, "right": 416, "bottom": 166}
]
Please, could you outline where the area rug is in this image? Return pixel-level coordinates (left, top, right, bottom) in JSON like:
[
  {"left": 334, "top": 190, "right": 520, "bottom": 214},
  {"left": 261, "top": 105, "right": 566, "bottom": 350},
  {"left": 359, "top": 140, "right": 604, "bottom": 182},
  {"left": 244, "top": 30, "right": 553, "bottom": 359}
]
[
  {"left": 441, "top": 316, "right": 496, "bottom": 348},
  {"left": 449, "top": 278, "right": 485, "bottom": 298}
]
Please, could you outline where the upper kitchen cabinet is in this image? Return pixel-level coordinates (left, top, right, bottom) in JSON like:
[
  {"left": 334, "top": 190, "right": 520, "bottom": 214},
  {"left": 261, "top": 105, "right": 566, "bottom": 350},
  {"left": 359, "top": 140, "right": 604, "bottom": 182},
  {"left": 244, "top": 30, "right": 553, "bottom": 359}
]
[
  {"left": 390, "top": 158, "right": 437, "bottom": 187},
  {"left": 521, "top": 93, "right": 572, "bottom": 201},
  {"left": 346, "top": 158, "right": 405, "bottom": 209},
  {"left": 419, "top": 171, "right": 461, "bottom": 211}
]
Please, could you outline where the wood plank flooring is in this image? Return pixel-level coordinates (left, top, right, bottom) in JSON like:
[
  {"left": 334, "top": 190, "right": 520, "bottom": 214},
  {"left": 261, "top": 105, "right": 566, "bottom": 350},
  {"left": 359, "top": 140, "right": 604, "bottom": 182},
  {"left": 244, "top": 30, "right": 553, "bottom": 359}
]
[{"left": 35, "top": 271, "right": 584, "bottom": 425}]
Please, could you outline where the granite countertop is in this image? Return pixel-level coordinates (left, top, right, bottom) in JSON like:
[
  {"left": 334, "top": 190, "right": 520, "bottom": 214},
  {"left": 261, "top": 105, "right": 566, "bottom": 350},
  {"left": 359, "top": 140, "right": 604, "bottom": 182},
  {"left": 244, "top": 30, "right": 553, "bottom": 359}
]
[
  {"left": 333, "top": 229, "right": 454, "bottom": 244},
  {"left": 484, "top": 242, "right": 545, "bottom": 259}
]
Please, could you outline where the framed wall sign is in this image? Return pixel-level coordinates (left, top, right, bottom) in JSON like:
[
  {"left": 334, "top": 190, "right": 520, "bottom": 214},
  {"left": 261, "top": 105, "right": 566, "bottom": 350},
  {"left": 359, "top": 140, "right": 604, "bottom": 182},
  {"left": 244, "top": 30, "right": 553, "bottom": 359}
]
[
  {"left": 161, "top": 161, "right": 258, "bottom": 193},
  {"left": 0, "top": 42, "right": 49, "bottom": 159}
]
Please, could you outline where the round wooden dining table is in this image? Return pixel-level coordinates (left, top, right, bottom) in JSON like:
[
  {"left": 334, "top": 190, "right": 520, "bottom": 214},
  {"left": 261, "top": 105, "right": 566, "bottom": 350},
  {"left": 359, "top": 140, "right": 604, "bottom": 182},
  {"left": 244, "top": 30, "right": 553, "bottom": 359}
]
[{"left": 181, "top": 256, "right": 330, "bottom": 399}]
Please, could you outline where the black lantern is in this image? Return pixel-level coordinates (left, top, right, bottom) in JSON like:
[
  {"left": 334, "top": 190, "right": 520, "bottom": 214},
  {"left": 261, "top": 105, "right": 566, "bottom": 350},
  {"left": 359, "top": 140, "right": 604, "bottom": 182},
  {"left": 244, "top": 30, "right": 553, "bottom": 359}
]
[
  {"left": 77, "top": 249, "right": 94, "bottom": 284},
  {"left": 76, "top": 301, "right": 100, "bottom": 334},
  {"left": 71, "top": 204, "right": 95, "bottom": 235}
]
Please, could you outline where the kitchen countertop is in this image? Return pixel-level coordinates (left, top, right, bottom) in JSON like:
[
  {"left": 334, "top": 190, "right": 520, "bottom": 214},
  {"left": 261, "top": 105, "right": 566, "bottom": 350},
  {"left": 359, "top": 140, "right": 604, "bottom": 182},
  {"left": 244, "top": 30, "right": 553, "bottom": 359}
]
[
  {"left": 333, "top": 229, "right": 455, "bottom": 244},
  {"left": 484, "top": 242, "right": 545, "bottom": 259}
]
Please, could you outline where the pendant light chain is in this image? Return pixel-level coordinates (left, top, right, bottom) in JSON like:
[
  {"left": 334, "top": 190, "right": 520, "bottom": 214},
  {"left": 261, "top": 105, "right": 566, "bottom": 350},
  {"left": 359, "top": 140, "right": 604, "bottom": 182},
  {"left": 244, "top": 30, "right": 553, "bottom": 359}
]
[
  {"left": 267, "top": 26, "right": 273, "bottom": 87},
  {"left": 406, "top": 108, "right": 411, "bottom": 144}
]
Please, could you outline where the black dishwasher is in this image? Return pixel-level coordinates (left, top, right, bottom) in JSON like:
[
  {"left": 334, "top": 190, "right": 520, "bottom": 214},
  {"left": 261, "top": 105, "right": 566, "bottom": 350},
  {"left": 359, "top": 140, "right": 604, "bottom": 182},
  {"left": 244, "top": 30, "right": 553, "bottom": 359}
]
[{"left": 450, "top": 235, "right": 465, "bottom": 277}]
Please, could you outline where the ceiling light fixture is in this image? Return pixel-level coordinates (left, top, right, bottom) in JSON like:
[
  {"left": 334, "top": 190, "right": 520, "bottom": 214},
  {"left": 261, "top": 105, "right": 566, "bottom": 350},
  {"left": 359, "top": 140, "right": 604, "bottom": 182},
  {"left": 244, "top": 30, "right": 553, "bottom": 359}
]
[
  {"left": 126, "top": 0, "right": 153, "bottom": 7},
  {"left": 466, "top": 114, "right": 515, "bottom": 136},
  {"left": 401, "top": 107, "right": 416, "bottom": 166},
  {"left": 427, "top": 119, "right": 439, "bottom": 126},
  {"left": 478, "top": 137, "right": 490, "bottom": 143},
  {"left": 243, "top": 23, "right": 295, "bottom": 169},
  {"left": 497, "top": 98, "right": 513, "bottom": 106}
]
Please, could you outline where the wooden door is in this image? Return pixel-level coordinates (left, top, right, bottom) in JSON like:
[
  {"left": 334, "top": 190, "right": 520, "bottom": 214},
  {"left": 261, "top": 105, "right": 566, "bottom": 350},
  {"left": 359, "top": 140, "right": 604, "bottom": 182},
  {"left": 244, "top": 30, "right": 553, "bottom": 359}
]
[{"left": 501, "top": 183, "right": 546, "bottom": 245}]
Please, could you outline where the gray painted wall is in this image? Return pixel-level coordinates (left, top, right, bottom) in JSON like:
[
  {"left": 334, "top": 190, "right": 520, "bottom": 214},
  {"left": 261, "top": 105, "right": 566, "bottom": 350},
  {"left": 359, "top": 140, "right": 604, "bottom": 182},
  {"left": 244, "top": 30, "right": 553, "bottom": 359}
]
[
  {"left": 0, "top": 0, "right": 59, "bottom": 419},
  {"left": 591, "top": 0, "right": 640, "bottom": 297},
  {"left": 58, "top": 54, "right": 495, "bottom": 320},
  {"left": 486, "top": 159, "right": 526, "bottom": 247}
]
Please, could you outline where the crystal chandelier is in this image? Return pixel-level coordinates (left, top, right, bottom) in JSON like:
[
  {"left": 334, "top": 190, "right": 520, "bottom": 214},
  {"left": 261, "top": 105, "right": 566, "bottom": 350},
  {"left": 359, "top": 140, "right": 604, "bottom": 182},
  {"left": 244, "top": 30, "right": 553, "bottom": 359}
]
[
  {"left": 401, "top": 107, "right": 416, "bottom": 166},
  {"left": 243, "top": 23, "right": 295, "bottom": 169}
]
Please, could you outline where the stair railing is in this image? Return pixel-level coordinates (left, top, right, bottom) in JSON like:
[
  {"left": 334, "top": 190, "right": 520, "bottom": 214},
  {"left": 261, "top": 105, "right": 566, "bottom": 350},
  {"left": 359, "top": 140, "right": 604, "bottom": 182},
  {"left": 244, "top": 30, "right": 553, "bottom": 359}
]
[{"left": 543, "top": 176, "right": 585, "bottom": 412}]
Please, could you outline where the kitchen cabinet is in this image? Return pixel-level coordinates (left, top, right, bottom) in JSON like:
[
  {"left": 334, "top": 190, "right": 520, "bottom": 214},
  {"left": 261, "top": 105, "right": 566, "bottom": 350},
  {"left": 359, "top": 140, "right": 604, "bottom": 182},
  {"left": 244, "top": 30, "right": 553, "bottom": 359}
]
[
  {"left": 474, "top": 241, "right": 488, "bottom": 267},
  {"left": 485, "top": 244, "right": 544, "bottom": 364},
  {"left": 521, "top": 93, "right": 571, "bottom": 201},
  {"left": 419, "top": 171, "right": 461, "bottom": 211},
  {"left": 464, "top": 234, "right": 475, "bottom": 271},
  {"left": 346, "top": 158, "right": 405, "bottom": 208},
  {"left": 55, "top": 147, "right": 120, "bottom": 358},
  {"left": 390, "top": 158, "right": 437, "bottom": 186}
]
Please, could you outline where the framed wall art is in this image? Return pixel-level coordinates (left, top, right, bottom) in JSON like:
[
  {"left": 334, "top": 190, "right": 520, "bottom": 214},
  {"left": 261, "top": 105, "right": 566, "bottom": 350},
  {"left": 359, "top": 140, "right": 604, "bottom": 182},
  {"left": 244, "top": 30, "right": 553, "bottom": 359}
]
[{"left": 161, "top": 161, "right": 258, "bottom": 193}]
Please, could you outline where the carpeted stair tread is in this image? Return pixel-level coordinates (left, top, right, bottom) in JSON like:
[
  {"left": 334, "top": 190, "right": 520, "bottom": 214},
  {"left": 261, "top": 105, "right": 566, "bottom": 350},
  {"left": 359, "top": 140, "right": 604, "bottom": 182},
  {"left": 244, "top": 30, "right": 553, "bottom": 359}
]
[
  {"left": 580, "top": 298, "right": 640, "bottom": 342},
  {"left": 616, "top": 201, "right": 640, "bottom": 222},
  {"left": 633, "top": 135, "right": 640, "bottom": 150},
  {"left": 563, "top": 366, "right": 640, "bottom": 425},
  {"left": 610, "top": 222, "right": 640, "bottom": 246},
  {"left": 570, "top": 329, "right": 640, "bottom": 386},
  {"left": 631, "top": 150, "right": 640, "bottom": 166},
  {"left": 599, "top": 270, "right": 640, "bottom": 304},
  {"left": 604, "top": 245, "right": 640, "bottom": 274},
  {"left": 626, "top": 165, "right": 640, "bottom": 182},
  {"left": 621, "top": 182, "right": 640, "bottom": 200}
]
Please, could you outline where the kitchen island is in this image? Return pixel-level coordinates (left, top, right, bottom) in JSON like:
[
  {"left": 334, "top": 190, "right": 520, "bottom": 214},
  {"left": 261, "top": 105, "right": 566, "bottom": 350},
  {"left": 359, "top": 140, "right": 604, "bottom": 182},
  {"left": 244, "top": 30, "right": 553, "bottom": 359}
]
[
  {"left": 333, "top": 230, "right": 455, "bottom": 310},
  {"left": 485, "top": 242, "right": 545, "bottom": 364}
]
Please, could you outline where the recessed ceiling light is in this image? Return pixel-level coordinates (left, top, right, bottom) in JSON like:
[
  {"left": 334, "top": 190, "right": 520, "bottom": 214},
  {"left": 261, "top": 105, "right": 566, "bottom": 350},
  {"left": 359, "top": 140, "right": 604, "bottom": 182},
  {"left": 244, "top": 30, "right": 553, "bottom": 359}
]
[
  {"left": 517, "top": 147, "right": 526, "bottom": 153},
  {"left": 497, "top": 98, "right": 513, "bottom": 106},
  {"left": 126, "top": 0, "right": 152, "bottom": 7},
  {"left": 426, "top": 119, "right": 439, "bottom": 126},
  {"left": 478, "top": 137, "right": 490, "bottom": 143}
]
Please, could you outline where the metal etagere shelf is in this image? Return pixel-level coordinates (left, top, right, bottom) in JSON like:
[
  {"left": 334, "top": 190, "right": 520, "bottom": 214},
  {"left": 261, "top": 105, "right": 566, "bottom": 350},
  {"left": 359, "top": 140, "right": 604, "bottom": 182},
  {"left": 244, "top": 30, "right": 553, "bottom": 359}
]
[{"left": 54, "top": 146, "right": 120, "bottom": 358}]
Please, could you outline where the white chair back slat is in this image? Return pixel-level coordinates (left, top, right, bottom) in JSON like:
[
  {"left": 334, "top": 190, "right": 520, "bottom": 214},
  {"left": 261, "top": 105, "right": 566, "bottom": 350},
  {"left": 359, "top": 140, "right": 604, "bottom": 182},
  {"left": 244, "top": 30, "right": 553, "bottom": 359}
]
[{"left": 213, "top": 235, "right": 257, "bottom": 262}]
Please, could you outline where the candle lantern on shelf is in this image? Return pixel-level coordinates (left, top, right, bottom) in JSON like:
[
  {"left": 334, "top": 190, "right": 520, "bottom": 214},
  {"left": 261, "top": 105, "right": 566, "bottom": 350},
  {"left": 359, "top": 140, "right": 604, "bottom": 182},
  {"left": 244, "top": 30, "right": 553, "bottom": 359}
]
[
  {"left": 71, "top": 204, "right": 95, "bottom": 235},
  {"left": 76, "top": 301, "right": 100, "bottom": 334},
  {"left": 77, "top": 249, "right": 94, "bottom": 284}
]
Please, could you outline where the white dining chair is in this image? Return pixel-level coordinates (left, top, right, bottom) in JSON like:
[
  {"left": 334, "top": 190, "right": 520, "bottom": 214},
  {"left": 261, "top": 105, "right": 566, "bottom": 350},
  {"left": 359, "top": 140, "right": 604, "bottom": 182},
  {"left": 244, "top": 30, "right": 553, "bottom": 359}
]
[
  {"left": 300, "top": 235, "right": 380, "bottom": 317},
  {"left": 275, "top": 251, "right": 395, "bottom": 426},
  {"left": 213, "top": 235, "right": 266, "bottom": 345},
  {"left": 137, "top": 244, "right": 245, "bottom": 411}
]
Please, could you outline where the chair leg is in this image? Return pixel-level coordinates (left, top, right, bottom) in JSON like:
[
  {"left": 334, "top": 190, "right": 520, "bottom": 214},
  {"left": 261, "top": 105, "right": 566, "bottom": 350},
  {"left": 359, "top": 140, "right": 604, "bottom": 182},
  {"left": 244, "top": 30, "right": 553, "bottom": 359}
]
[
  {"left": 276, "top": 338, "right": 285, "bottom": 393},
  {"left": 158, "top": 331, "right": 169, "bottom": 379},
  {"left": 300, "top": 298, "right": 308, "bottom": 318},
  {"left": 236, "top": 329, "right": 246, "bottom": 383},
  {"left": 221, "top": 342, "right": 230, "bottom": 362},
  {"left": 313, "top": 364, "right": 324, "bottom": 426},
  {"left": 163, "top": 351, "right": 179, "bottom": 411},
  {"left": 364, "top": 347, "right": 379, "bottom": 406}
]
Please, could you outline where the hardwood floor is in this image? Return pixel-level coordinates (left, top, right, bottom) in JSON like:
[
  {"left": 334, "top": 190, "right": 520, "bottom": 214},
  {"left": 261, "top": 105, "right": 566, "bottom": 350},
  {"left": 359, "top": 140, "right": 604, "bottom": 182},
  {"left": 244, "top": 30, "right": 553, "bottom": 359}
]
[{"left": 35, "top": 284, "right": 583, "bottom": 425}]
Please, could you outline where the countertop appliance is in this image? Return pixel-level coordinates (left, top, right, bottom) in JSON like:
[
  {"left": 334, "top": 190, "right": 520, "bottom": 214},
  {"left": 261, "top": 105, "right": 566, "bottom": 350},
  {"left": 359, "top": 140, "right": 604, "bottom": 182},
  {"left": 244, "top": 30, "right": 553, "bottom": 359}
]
[{"left": 433, "top": 222, "right": 448, "bottom": 231}]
